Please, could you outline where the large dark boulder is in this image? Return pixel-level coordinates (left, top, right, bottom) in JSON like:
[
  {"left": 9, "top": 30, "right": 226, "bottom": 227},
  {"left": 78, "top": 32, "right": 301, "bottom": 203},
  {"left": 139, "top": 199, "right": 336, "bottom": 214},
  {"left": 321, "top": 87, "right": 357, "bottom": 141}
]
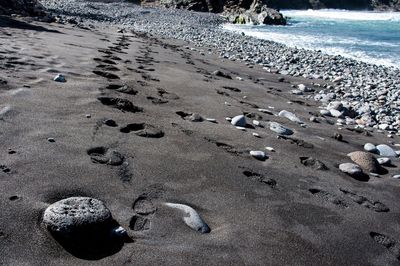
[
  {"left": 225, "top": 0, "right": 287, "bottom": 25},
  {"left": 0, "top": 0, "right": 46, "bottom": 16}
]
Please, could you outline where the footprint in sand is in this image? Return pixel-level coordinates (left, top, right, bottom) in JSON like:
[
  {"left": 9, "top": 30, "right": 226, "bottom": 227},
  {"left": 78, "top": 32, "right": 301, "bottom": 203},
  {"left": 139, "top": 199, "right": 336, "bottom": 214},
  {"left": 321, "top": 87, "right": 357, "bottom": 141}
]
[
  {"left": 87, "top": 146, "right": 133, "bottom": 182},
  {"left": 87, "top": 146, "right": 124, "bottom": 166},
  {"left": 0, "top": 165, "right": 11, "bottom": 174},
  {"left": 147, "top": 96, "right": 168, "bottom": 104},
  {"left": 93, "top": 70, "right": 120, "bottom": 79},
  {"left": 105, "top": 84, "right": 138, "bottom": 95},
  {"left": 120, "top": 123, "right": 164, "bottom": 138},
  {"left": 129, "top": 195, "right": 157, "bottom": 232},
  {"left": 98, "top": 97, "right": 143, "bottom": 113},
  {"left": 95, "top": 64, "right": 120, "bottom": 72},
  {"left": 240, "top": 167, "right": 277, "bottom": 188},
  {"left": 300, "top": 157, "right": 328, "bottom": 170},
  {"left": 370, "top": 232, "right": 400, "bottom": 260},
  {"left": 340, "top": 188, "right": 389, "bottom": 212},
  {"left": 157, "top": 88, "right": 179, "bottom": 100},
  {"left": 204, "top": 137, "right": 244, "bottom": 156},
  {"left": 309, "top": 188, "right": 348, "bottom": 209}
]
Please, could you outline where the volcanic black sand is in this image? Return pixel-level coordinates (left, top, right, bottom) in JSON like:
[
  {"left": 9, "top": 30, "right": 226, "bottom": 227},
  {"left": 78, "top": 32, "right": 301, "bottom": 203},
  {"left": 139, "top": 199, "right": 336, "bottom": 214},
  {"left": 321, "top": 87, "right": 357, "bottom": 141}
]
[{"left": 1, "top": 17, "right": 400, "bottom": 265}]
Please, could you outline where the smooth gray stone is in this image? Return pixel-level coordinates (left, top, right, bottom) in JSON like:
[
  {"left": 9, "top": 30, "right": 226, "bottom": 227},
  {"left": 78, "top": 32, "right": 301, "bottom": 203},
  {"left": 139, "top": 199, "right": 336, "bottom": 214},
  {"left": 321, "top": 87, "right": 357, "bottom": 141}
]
[
  {"left": 377, "top": 157, "right": 391, "bottom": 166},
  {"left": 250, "top": 150, "right": 267, "bottom": 160},
  {"left": 339, "top": 163, "right": 363, "bottom": 177},
  {"left": 164, "top": 203, "right": 210, "bottom": 233},
  {"left": 278, "top": 110, "right": 303, "bottom": 124},
  {"left": 364, "top": 143, "right": 377, "bottom": 153},
  {"left": 269, "top": 122, "right": 293, "bottom": 135},
  {"left": 54, "top": 74, "right": 66, "bottom": 82},
  {"left": 376, "top": 144, "right": 397, "bottom": 157}
]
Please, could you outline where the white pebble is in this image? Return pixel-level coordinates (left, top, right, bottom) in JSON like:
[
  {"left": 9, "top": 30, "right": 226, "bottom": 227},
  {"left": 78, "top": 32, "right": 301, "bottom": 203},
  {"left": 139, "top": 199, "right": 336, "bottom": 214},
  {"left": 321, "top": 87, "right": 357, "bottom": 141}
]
[{"left": 250, "top": 151, "right": 268, "bottom": 160}]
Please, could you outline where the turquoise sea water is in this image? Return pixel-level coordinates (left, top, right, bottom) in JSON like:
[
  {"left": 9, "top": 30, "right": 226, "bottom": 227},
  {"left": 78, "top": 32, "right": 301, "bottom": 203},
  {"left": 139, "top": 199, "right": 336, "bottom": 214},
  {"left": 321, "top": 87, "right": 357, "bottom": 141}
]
[{"left": 224, "top": 10, "right": 400, "bottom": 68}]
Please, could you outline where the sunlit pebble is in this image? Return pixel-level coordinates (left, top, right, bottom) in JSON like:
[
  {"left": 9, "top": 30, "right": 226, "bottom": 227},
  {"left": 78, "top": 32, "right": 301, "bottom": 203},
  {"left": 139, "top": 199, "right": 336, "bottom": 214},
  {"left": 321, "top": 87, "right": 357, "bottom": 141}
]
[
  {"left": 224, "top": 102, "right": 231, "bottom": 106},
  {"left": 47, "top": 138, "right": 55, "bottom": 143},
  {"left": 243, "top": 96, "right": 247, "bottom": 99},
  {"left": 265, "top": 147, "right": 275, "bottom": 152},
  {"left": 236, "top": 126, "right": 246, "bottom": 131},
  {"left": 252, "top": 132, "right": 260, "bottom": 138},
  {"left": 86, "top": 114, "right": 91, "bottom": 118},
  {"left": 225, "top": 117, "right": 232, "bottom": 121}
]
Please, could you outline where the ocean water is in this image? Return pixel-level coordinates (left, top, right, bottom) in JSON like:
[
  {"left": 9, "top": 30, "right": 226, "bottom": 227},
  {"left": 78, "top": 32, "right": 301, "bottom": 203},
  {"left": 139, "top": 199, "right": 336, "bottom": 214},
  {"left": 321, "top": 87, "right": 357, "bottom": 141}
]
[{"left": 223, "top": 10, "right": 400, "bottom": 68}]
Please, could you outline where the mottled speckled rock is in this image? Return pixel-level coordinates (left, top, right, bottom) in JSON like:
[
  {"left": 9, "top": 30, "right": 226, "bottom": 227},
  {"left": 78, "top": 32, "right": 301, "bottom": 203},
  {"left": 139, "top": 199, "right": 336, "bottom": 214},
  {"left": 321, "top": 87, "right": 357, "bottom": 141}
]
[
  {"left": 348, "top": 151, "right": 383, "bottom": 174},
  {"left": 43, "top": 197, "right": 113, "bottom": 235}
]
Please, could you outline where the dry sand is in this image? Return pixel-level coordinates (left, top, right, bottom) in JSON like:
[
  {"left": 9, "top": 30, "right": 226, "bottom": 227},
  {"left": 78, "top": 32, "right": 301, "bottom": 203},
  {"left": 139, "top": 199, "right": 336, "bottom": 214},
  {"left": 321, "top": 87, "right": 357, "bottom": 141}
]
[{"left": 1, "top": 16, "right": 400, "bottom": 265}]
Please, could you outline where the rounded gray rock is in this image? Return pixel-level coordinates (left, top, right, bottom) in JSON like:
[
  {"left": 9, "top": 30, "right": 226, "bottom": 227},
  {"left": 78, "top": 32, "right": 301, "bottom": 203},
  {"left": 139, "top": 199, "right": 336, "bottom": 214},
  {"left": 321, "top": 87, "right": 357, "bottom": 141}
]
[
  {"left": 339, "top": 163, "right": 363, "bottom": 177},
  {"left": 43, "top": 197, "right": 113, "bottom": 235},
  {"left": 364, "top": 143, "right": 377, "bottom": 153},
  {"left": 376, "top": 144, "right": 397, "bottom": 157},
  {"left": 269, "top": 122, "right": 293, "bottom": 135}
]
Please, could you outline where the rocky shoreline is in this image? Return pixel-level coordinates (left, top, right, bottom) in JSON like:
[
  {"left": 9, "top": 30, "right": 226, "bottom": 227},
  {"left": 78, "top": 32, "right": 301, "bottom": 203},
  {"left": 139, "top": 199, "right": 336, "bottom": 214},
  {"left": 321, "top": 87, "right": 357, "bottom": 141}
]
[{"left": 39, "top": 0, "right": 400, "bottom": 135}]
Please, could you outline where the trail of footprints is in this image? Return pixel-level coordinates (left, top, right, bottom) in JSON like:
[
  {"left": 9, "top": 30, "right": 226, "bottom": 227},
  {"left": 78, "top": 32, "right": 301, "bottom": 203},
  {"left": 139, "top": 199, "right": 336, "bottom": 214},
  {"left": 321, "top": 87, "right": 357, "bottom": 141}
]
[
  {"left": 309, "top": 187, "right": 389, "bottom": 212},
  {"left": 18, "top": 29, "right": 394, "bottom": 258}
]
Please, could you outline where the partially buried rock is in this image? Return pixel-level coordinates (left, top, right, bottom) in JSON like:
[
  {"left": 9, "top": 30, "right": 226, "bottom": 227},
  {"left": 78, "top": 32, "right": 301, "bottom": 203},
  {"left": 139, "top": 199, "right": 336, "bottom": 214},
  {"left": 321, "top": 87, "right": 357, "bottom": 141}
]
[
  {"left": 333, "top": 133, "right": 343, "bottom": 141},
  {"left": 364, "top": 143, "right": 377, "bottom": 153},
  {"left": 278, "top": 110, "right": 303, "bottom": 124},
  {"left": 164, "top": 203, "right": 210, "bottom": 233},
  {"left": 231, "top": 115, "right": 246, "bottom": 127},
  {"left": 190, "top": 113, "right": 203, "bottom": 122},
  {"left": 212, "top": 70, "right": 232, "bottom": 79},
  {"left": 300, "top": 157, "right": 328, "bottom": 170},
  {"left": 376, "top": 144, "right": 397, "bottom": 157},
  {"left": 250, "top": 150, "right": 268, "bottom": 161},
  {"left": 43, "top": 197, "right": 112, "bottom": 235},
  {"left": 269, "top": 122, "right": 293, "bottom": 135},
  {"left": 43, "top": 197, "right": 125, "bottom": 259},
  {"left": 377, "top": 157, "right": 391, "bottom": 166},
  {"left": 54, "top": 74, "right": 66, "bottom": 83},
  {"left": 339, "top": 163, "right": 364, "bottom": 178},
  {"left": 347, "top": 151, "right": 383, "bottom": 174}
]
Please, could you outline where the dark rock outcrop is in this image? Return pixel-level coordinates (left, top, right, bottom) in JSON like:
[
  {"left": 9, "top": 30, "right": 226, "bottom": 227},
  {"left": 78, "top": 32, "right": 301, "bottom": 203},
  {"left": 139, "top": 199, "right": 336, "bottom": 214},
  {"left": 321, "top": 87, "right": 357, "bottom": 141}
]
[
  {"left": 0, "top": 0, "right": 46, "bottom": 16},
  {"left": 225, "top": 0, "right": 287, "bottom": 25},
  {"left": 140, "top": 0, "right": 400, "bottom": 14}
]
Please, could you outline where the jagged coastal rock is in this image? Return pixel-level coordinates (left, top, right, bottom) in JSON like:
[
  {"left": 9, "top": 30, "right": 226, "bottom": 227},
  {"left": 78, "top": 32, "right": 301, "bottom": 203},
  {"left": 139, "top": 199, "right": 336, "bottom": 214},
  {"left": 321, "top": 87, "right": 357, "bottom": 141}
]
[
  {"left": 140, "top": 0, "right": 286, "bottom": 25},
  {"left": 224, "top": 0, "right": 287, "bottom": 25},
  {"left": 0, "top": 0, "right": 46, "bottom": 16}
]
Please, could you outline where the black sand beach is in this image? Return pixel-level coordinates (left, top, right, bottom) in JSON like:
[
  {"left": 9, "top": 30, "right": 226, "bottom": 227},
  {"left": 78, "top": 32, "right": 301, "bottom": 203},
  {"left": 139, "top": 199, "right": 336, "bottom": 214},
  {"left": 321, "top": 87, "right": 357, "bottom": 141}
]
[{"left": 1, "top": 6, "right": 400, "bottom": 265}]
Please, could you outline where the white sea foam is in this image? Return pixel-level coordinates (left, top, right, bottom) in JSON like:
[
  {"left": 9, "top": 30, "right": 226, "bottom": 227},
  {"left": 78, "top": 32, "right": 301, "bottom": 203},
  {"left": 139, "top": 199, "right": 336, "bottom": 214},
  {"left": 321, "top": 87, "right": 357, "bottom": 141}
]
[
  {"left": 282, "top": 9, "right": 400, "bottom": 21},
  {"left": 223, "top": 23, "right": 400, "bottom": 68}
]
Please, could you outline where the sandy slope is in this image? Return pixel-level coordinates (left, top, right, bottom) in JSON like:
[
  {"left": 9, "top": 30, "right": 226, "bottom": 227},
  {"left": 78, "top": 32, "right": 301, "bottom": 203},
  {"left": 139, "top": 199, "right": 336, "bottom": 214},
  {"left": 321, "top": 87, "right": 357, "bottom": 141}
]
[{"left": 1, "top": 16, "right": 400, "bottom": 265}]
